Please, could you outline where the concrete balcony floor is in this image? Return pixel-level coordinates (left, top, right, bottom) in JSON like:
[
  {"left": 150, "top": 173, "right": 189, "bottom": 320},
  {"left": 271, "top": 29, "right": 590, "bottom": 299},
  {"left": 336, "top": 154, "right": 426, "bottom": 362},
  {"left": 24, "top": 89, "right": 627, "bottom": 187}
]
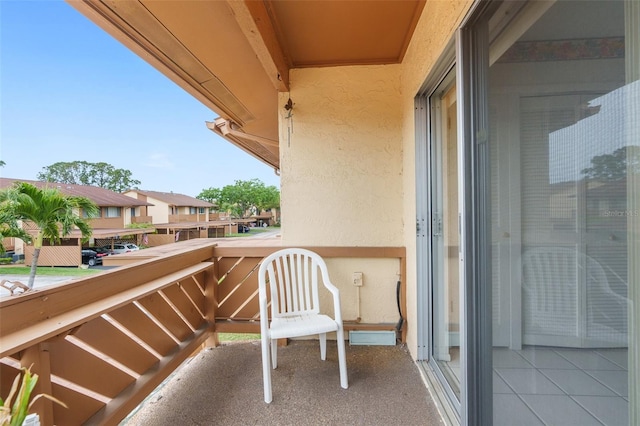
[{"left": 122, "top": 340, "right": 444, "bottom": 425}]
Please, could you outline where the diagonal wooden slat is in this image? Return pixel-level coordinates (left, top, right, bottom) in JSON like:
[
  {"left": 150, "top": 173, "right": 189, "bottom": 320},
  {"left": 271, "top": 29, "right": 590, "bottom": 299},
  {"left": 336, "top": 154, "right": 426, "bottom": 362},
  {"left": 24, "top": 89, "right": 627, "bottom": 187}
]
[
  {"left": 72, "top": 316, "right": 158, "bottom": 375},
  {"left": 137, "top": 293, "right": 192, "bottom": 342},
  {"left": 47, "top": 338, "right": 134, "bottom": 398},
  {"left": 216, "top": 257, "right": 261, "bottom": 317},
  {"left": 179, "top": 273, "right": 207, "bottom": 313},
  {"left": 108, "top": 303, "right": 176, "bottom": 357},
  {"left": 162, "top": 282, "right": 205, "bottom": 330},
  {"left": 51, "top": 382, "right": 106, "bottom": 426}
]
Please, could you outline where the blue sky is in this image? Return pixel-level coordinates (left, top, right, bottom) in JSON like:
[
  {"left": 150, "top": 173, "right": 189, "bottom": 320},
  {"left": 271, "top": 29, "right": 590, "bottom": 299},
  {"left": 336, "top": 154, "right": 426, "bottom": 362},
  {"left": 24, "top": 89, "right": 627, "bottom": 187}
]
[{"left": 0, "top": 1, "right": 280, "bottom": 197}]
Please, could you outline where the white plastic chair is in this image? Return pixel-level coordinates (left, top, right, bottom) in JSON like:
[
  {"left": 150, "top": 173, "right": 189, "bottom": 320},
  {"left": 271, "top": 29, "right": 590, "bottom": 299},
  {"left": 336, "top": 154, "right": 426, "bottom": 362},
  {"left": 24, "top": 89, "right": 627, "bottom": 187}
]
[
  {"left": 522, "top": 246, "right": 628, "bottom": 346},
  {"left": 258, "top": 248, "right": 348, "bottom": 403}
]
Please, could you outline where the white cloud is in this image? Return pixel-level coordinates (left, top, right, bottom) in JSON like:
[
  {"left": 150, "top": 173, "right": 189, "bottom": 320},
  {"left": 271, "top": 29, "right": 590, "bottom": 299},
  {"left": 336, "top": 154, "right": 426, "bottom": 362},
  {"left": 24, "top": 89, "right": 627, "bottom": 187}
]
[{"left": 145, "top": 152, "right": 175, "bottom": 169}]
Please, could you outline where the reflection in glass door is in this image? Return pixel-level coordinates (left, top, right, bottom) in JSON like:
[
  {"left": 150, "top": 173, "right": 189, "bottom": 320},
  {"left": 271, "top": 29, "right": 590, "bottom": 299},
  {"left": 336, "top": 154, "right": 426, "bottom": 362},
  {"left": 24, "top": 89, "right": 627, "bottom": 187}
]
[
  {"left": 431, "top": 69, "right": 461, "bottom": 399},
  {"left": 480, "top": 1, "right": 636, "bottom": 424}
]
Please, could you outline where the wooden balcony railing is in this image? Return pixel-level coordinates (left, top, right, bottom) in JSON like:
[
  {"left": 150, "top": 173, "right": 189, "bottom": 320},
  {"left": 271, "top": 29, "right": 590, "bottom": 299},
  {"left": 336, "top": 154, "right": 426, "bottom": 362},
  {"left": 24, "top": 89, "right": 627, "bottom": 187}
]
[
  {"left": 0, "top": 242, "right": 405, "bottom": 425},
  {"left": 131, "top": 216, "right": 152, "bottom": 224},
  {"left": 212, "top": 246, "right": 407, "bottom": 338}
]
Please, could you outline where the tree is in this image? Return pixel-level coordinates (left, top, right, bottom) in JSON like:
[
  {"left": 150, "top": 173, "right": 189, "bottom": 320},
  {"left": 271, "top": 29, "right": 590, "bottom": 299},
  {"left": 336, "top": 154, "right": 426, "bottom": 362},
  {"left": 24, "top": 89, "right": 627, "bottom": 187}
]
[
  {"left": 254, "top": 184, "right": 280, "bottom": 213},
  {"left": 37, "top": 161, "right": 141, "bottom": 192},
  {"left": 0, "top": 208, "right": 31, "bottom": 254},
  {"left": 197, "top": 187, "right": 222, "bottom": 206},
  {"left": 197, "top": 179, "right": 280, "bottom": 218},
  {"left": 581, "top": 146, "right": 640, "bottom": 181},
  {"left": 0, "top": 182, "right": 98, "bottom": 289}
]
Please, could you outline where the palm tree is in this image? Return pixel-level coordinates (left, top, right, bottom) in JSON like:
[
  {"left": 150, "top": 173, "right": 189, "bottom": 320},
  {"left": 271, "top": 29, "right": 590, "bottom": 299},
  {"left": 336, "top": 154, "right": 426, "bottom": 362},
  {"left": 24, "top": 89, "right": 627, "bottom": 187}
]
[
  {"left": 0, "top": 182, "right": 98, "bottom": 289},
  {"left": 0, "top": 208, "right": 32, "bottom": 253}
]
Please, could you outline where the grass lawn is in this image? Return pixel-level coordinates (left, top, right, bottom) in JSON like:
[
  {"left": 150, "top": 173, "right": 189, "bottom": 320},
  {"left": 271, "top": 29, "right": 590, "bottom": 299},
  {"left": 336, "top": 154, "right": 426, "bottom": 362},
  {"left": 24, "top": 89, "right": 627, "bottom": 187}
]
[
  {"left": 218, "top": 333, "right": 260, "bottom": 342},
  {"left": 226, "top": 227, "right": 271, "bottom": 238},
  {"left": 0, "top": 266, "right": 102, "bottom": 276}
]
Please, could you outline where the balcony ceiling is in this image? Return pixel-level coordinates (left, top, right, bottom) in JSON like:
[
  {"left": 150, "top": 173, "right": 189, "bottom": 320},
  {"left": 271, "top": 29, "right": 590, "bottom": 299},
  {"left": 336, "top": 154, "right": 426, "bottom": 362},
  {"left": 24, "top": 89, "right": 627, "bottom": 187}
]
[{"left": 69, "top": 0, "right": 426, "bottom": 170}]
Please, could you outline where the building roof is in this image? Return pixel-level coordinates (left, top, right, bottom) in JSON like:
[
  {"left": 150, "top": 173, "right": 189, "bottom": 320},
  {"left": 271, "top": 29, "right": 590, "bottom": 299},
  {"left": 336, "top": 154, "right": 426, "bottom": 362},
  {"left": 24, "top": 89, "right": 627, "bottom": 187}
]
[
  {"left": 0, "top": 178, "right": 152, "bottom": 207},
  {"left": 128, "top": 190, "right": 214, "bottom": 208}
]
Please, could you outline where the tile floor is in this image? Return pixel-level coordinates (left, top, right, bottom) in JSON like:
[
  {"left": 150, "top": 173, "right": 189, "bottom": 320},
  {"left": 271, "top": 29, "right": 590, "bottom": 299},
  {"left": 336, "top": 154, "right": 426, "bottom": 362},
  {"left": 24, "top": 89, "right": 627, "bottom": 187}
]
[{"left": 493, "top": 346, "right": 628, "bottom": 426}]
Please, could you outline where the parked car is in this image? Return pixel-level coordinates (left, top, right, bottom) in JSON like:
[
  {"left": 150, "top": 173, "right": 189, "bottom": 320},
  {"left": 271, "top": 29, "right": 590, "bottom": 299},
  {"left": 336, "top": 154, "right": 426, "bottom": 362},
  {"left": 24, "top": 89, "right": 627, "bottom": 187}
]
[
  {"left": 100, "top": 243, "right": 140, "bottom": 255},
  {"left": 81, "top": 249, "right": 102, "bottom": 266},
  {"left": 84, "top": 246, "right": 111, "bottom": 258},
  {"left": 92, "top": 246, "right": 112, "bottom": 257}
]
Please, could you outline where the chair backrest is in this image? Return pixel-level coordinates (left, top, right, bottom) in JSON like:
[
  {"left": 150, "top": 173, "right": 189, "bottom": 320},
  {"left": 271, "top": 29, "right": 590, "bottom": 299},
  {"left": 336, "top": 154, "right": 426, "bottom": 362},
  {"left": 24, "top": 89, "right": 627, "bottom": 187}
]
[
  {"left": 521, "top": 246, "right": 627, "bottom": 344},
  {"left": 522, "top": 247, "right": 580, "bottom": 316},
  {"left": 258, "top": 248, "right": 332, "bottom": 319},
  {"left": 522, "top": 246, "right": 610, "bottom": 307}
]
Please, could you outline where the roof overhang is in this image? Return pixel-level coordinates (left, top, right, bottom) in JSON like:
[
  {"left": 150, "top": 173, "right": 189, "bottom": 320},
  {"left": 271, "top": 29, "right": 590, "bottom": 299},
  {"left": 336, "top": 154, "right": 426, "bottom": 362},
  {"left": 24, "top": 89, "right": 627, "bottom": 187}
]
[
  {"left": 31, "top": 228, "right": 155, "bottom": 240},
  {"left": 67, "top": 0, "right": 426, "bottom": 171}
]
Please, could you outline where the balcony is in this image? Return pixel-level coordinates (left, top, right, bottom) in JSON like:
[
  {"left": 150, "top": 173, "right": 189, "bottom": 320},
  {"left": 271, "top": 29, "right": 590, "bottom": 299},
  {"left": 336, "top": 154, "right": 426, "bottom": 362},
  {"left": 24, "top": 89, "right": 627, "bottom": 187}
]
[
  {"left": 123, "top": 340, "right": 441, "bottom": 425},
  {"left": 168, "top": 213, "right": 207, "bottom": 223},
  {"left": 131, "top": 216, "right": 152, "bottom": 224},
  {"left": 0, "top": 239, "right": 441, "bottom": 425}
]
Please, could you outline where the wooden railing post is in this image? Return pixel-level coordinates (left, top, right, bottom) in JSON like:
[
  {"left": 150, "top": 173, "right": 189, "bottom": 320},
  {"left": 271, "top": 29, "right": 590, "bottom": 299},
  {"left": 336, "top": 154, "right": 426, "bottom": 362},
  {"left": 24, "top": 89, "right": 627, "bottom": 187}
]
[
  {"left": 21, "top": 343, "right": 54, "bottom": 426},
  {"left": 205, "top": 258, "right": 220, "bottom": 347}
]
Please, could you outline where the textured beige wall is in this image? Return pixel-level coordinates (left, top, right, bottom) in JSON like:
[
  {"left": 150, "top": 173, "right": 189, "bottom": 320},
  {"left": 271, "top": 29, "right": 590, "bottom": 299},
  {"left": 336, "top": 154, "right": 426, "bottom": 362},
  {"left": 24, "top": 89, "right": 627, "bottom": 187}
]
[
  {"left": 280, "top": 65, "right": 404, "bottom": 247},
  {"left": 279, "top": 65, "right": 405, "bottom": 327},
  {"left": 278, "top": 0, "right": 474, "bottom": 357},
  {"left": 324, "top": 258, "right": 402, "bottom": 325}
]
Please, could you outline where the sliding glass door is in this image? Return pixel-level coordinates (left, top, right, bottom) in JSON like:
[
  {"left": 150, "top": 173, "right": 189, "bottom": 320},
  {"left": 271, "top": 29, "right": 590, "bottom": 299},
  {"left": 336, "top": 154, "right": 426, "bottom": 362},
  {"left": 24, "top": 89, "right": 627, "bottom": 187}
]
[
  {"left": 473, "top": 1, "right": 638, "bottom": 424},
  {"left": 430, "top": 68, "right": 463, "bottom": 402},
  {"left": 418, "top": 1, "right": 638, "bottom": 424}
]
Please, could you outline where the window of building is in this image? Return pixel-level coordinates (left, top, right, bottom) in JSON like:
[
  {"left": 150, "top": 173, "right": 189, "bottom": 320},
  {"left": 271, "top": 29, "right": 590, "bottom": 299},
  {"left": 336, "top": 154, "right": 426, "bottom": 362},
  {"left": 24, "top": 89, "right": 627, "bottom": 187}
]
[{"left": 104, "top": 207, "right": 121, "bottom": 218}]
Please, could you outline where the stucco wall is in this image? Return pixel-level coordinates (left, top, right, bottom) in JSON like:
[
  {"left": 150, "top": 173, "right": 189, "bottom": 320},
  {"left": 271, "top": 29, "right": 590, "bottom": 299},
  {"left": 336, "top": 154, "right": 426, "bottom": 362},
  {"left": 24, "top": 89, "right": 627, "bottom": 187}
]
[
  {"left": 146, "top": 197, "right": 169, "bottom": 224},
  {"left": 124, "top": 191, "right": 170, "bottom": 224},
  {"left": 278, "top": 1, "right": 474, "bottom": 356},
  {"left": 280, "top": 65, "right": 404, "bottom": 247},
  {"left": 279, "top": 65, "right": 406, "bottom": 326}
]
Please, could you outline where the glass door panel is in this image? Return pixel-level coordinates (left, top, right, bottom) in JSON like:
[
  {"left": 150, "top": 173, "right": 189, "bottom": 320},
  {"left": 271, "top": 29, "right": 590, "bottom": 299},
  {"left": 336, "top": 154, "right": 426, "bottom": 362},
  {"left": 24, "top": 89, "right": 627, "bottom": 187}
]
[
  {"left": 431, "top": 69, "right": 461, "bottom": 398},
  {"left": 482, "top": 1, "right": 636, "bottom": 424}
]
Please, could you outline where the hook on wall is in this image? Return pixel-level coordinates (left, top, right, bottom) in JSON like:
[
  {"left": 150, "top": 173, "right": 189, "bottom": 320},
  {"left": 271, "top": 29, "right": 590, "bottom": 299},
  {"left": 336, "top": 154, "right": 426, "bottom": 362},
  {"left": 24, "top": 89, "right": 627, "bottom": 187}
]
[
  {"left": 284, "top": 98, "right": 294, "bottom": 147},
  {"left": 284, "top": 98, "right": 293, "bottom": 116}
]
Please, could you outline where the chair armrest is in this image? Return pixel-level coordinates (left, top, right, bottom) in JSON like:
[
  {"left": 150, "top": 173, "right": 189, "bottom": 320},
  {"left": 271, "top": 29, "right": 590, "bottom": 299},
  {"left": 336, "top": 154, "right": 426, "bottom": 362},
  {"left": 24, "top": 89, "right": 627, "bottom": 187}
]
[
  {"left": 259, "top": 294, "right": 270, "bottom": 336},
  {"left": 323, "top": 280, "right": 343, "bottom": 324}
]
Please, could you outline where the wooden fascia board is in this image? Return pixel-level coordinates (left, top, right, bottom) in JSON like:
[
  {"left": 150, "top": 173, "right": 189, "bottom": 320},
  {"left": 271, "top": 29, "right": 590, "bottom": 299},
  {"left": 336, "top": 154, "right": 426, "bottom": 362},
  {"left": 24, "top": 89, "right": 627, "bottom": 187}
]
[
  {"left": 66, "top": 0, "right": 247, "bottom": 124},
  {"left": 206, "top": 120, "right": 279, "bottom": 170},
  {"left": 222, "top": 133, "right": 279, "bottom": 171},
  {"left": 226, "top": 0, "right": 290, "bottom": 92}
]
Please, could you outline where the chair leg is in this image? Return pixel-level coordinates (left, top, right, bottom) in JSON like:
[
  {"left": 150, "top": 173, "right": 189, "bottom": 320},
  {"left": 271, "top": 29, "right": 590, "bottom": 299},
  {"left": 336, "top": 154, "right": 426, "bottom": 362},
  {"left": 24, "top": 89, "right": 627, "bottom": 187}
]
[
  {"left": 319, "top": 333, "right": 327, "bottom": 360},
  {"left": 271, "top": 339, "right": 278, "bottom": 369},
  {"left": 336, "top": 328, "right": 348, "bottom": 389},
  {"left": 261, "top": 336, "right": 273, "bottom": 403}
]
